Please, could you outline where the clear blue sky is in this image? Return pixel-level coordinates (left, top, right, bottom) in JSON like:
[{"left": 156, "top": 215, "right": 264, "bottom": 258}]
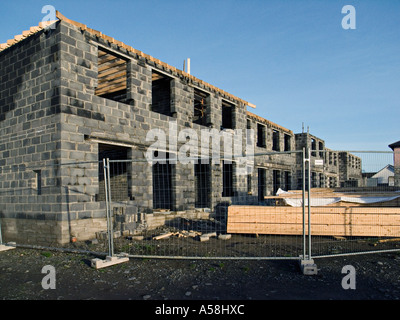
[{"left": 1, "top": 0, "right": 399, "bottom": 153}]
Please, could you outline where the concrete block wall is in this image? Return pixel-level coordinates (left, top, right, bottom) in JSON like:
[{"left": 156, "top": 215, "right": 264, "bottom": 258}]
[
  {"left": 47, "top": 20, "right": 252, "bottom": 240},
  {"left": 56, "top": 21, "right": 107, "bottom": 243},
  {"left": 338, "top": 151, "right": 362, "bottom": 187},
  {"left": 130, "top": 149, "right": 153, "bottom": 212},
  {"left": 325, "top": 149, "right": 339, "bottom": 175},
  {"left": 248, "top": 115, "right": 297, "bottom": 195},
  {"left": 295, "top": 133, "right": 329, "bottom": 188},
  {"left": 0, "top": 17, "right": 366, "bottom": 245},
  {"left": 0, "top": 24, "right": 63, "bottom": 244}
]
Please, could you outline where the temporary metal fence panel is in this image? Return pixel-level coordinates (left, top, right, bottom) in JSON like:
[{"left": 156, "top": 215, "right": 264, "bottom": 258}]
[
  {"left": 104, "top": 151, "right": 309, "bottom": 260},
  {"left": 1, "top": 150, "right": 399, "bottom": 262},
  {"left": 104, "top": 150, "right": 400, "bottom": 261},
  {"left": 0, "top": 160, "right": 111, "bottom": 255},
  {"left": 305, "top": 150, "right": 400, "bottom": 258}
]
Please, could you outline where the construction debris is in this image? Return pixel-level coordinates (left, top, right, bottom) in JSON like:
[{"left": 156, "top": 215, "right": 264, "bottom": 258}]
[
  {"left": 333, "top": 236, "right": 346, "bottom": 241},
  {"left": 153, "top": 232, "right": 174, "bottom": 240},
  {"left": 91, "top": 254, "right": 129, "bottom": 269},
  {"left": 152, "top": 230, "right": 203, "bottom": 240},
  {"left": 0, "top": 242, "right": 16, "bottom": 252},
  {"left": 378, "top": 238, "right": 400, "bottom": 244},
  {"left": 218, "top": 234, "right": 232, "bottom": 240},
  {"left": 202, "top": 232, "right": 217, "bottom": 238},
  {"left": 199, "top": 235, "right": 210, "bottom": 242},
  {"left": 127, "top": 235, "right": 144, "bottom": 241},
  {"left": 149, "top": 229, "right": 231, "bottom": 242}
]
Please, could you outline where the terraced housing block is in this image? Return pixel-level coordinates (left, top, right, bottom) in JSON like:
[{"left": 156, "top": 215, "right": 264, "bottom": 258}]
[{"left": 0, "top": 13, "right": 363, "bottom": 244}]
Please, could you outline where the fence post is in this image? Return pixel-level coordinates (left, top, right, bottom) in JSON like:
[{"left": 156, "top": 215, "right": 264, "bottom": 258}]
[
  {"left": 91, "top": 159, "right": 129, "bottom": 269},
  {"left": 307, "top": 148, "right": 312, "bottom": 260},
  {"left": 299, "top": 148, "right": 318, "bottom": 275},
  {"left": 103, "top": 158, "right": 114, "bottom": 257},
  {"left": 302, "top": 148, "right": 306, "bottom": 260},
  {"left": 0, "top": 214, "right": 3, "bottom": 245}
]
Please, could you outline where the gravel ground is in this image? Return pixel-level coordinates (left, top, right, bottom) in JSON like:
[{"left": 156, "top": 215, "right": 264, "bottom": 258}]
[{"left": 1, "top": 243, "right": 400, "bottom": 302}]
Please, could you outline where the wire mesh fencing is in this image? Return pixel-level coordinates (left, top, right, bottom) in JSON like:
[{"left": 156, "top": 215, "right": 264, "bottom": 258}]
[
  {"left": 305, "top": 150, "right": 400, "bottom": 258},
  {"left": 1, "top": 149, "right": 399, "bottom": 262},
  {"left": 105, "top": 150, "right": 400, "bottom": 260},
  {"left": 105, "top": 151, "right": 307, "bottom": 260},
  {"left": 0, "top": 160, "right": 110, "bottom": 254}
]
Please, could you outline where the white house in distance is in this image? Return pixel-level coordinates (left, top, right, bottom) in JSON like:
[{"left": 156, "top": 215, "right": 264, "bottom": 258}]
[
  {"left": 365, "top": 141, "right": 400, "bottom": 187},
  {"left": 367, "top": 164, "right": 395, "bottom": 187}
]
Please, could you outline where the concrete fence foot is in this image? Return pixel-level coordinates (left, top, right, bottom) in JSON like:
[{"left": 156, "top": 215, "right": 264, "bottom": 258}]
[
  {"left": 91, "top": 253, "right": 129, "bottom": 269},
  {"left": 299, "top": 256, "right": 318, "bottom": 275}
]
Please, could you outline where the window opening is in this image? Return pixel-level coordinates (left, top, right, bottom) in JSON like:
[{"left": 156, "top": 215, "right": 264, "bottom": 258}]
[
  {"left": 152, "top": 151, "right": 173, "bottom": 210},
  {"left": 152, "top": 71, "right": 172, "bottom": 117},
  {"left": 195, "top": 163, "right": 211, "bottom": 208},
  {"left": 257, "top": 124, "right": 266, "bottom": 148},
  {"left": 95, "top": 48, "right": 128, "bottom": 103},
  {"left": 222, "top": 161, "right": 234, "bottom": 197},
  {"left": 98, "top": 143, "right": 130, "bottom": 201},
  {"left": 221, "top": 101, "right": 234, "bottom": 130},
  {"left": 193, "top": 89, "right": 209, "bottom": 126},
  {"left": 272, "top": 130, "right": 280, "bottom": 151}
]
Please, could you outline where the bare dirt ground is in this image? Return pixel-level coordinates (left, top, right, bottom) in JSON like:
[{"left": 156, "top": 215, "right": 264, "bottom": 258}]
[
  {"left": 1, "top": 239, "right": 400, "bottom": 317},
  {"left": 1, "top": 224, "right": 400, "bottom": 319},
  {"left": 1, "top": 239, "right": 400, "bottom": 302}
]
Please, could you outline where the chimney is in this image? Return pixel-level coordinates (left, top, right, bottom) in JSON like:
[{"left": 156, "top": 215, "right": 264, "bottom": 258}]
[{"left": 183, "top": 58, "right": 191, "bottom": 74}]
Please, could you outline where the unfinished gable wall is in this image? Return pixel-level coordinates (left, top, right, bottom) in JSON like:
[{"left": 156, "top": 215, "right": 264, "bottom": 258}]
[{"left": 0, "top": 23, "right": 64, "bottom": 244}]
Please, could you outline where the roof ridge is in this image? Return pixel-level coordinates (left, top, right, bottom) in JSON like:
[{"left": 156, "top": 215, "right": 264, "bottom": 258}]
[
  {"left": 0, "top": 20, "right": 57, "bottom": 53},
  {"left": 247, "top": 111, "right": 292, "bottom": 134},
  {"left": 1, "top": 11, "right": 255, "bottom": 109},
  {"left": 55, "top": 11, "right": 256, "bottom": 109}
]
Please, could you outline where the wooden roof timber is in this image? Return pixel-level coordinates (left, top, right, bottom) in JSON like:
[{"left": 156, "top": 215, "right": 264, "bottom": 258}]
[
  {"left": 0, "top": 20, "right": 57, "bottom": 53},
  {"left": 247, "top": 111, "right": 293, "bottom": 135},
  {"left": 97, "top": 73, "right": 127, "bottom": 90},
  {"left": 98, "top": 54, "right": 121, "bottom": 65},
  {"left": 98, "top": 51, "right": 127, "bottom": 66},
  {"left": 97, "top": 48, "right": 128, "bottom": 95},
  {"left": 98, "top": 59, "right": 126, "bottom": 73},
  {"left": 97, "top": 74, "right": 126, "bottom": 86},
  {"left": 54, "top": 11, "right": 256, "bottom": 109},
  {"left": 152, "top": 71, "right": 166, "bottom": 81},
  {"left": 1, "top": 12, "right": 256, "bottom": 108},
  {"left": 96, "top": 83, "right": 126, "bottom": 96},
  {"left": 97, "top": 75, "right": 127, "bottom": 91},
  {"left": 98, "top": 65, "right": 126, "bottom": 78},
  {"left": 98, "top": 49, "right": 109, "bottom": 57},
  {"left": 96, "top": 86, "right": 127, "bottom": 97}
]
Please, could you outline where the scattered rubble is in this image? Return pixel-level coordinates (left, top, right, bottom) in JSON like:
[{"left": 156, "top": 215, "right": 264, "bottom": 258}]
[
  {"left": 96, "top": 217, "right": 231, "bottom": 243},
  {"left": 218, "top": 234, "right": 232, "bottom": 240},
  {"left": 151, "top": 230, "right": 229, "bottom": 242}
]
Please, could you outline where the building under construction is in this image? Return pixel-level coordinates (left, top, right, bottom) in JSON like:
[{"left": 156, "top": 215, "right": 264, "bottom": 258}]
[{"left": 0, "top": 12, "right": 363, "bottom": 244}]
